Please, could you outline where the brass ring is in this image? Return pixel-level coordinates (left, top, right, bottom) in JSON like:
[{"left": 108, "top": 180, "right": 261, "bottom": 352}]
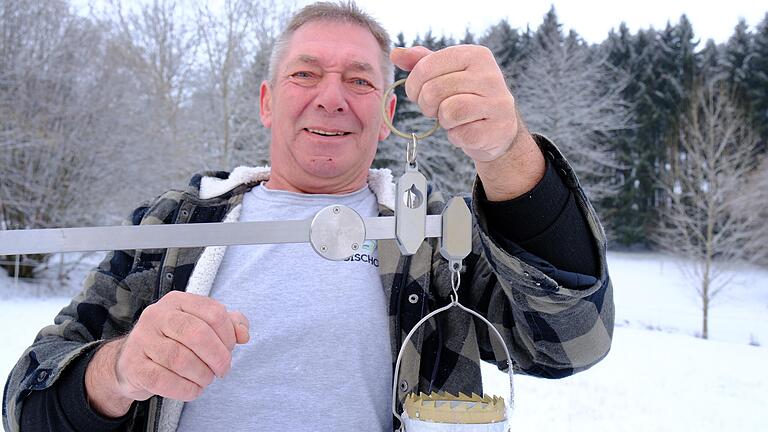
[{"left": 381, "top": 78, "right": 440, "bottom": 140}]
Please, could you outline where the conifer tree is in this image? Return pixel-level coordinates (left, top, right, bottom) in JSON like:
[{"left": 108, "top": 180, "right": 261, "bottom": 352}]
[
  {"left": 747, "top": 13, "right": 768, "bottom": 150},
  {"left": 479, "top": 19, "right": 524, "bottom": 77},
  {"left": 460, "top": 27, "right": 475, "bottom": 45},
  {"left": 698, "top": 39, "right": 725, "bottom": 82},
  {"left": 601, "top": 24, "right": 647, "bottom": 244},
  {"left": 723, "top": 19, "right": 753, "bottom": 108}
]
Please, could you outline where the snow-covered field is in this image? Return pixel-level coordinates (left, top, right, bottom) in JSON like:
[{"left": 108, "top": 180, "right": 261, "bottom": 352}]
[{"left": 1, "top": 251, "right": 767, "bottom": 430}]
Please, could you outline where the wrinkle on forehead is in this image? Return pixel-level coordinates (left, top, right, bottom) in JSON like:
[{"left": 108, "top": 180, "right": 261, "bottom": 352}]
[{"left": 286, "top": 54, "right": 375, "bottom": 74}]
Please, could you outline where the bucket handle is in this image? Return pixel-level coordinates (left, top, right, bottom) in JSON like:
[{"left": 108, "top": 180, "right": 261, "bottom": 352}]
[{"left": 391, "top": 271, "right": 515, "bottom": 428}]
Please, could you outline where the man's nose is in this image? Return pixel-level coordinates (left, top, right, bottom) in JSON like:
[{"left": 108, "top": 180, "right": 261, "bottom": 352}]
[{"left": 314, "top": 77, "right": 348, "bottom": 113}]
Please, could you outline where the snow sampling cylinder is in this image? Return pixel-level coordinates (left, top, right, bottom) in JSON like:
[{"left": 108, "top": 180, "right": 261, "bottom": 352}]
[{"left": 399, "top": 391, "right": 509, "bottom": 431}]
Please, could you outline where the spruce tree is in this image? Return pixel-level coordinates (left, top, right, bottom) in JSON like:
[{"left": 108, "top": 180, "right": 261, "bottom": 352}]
[
  {"left": 723, "top": 19, "right": 753, "bottom": 108},
  {"left": 479, "top": 19, "right": 523, "bottom": 77},
  {"left": 698, "top": 39, "right": 725, "bottom": 83},
  {"left": 747, "top": 13, "right": 768, "bottom": 151},
  {"left": 654, "top": 16, "right": 700, "bottom": 224},
  {"left": 391, "top": 32, "right": 410, "bottom": 124},
  {"left": 601, "top": 24, "right": 648, "bottom": 245},
  {"left": 460, "top": 27, "right": 475, "bottom": 45}
]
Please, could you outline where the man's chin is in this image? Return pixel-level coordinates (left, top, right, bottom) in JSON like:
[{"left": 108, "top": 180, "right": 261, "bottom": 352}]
[
  {"left": 304, "top": 158, "right": 345, "bottom": 178},
  {"left": 293, "top": 159, "right": 370, "bottom": 193}
]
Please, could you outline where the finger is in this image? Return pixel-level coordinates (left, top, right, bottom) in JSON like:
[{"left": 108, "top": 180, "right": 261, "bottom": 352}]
[
  {"left": 229, "top": 310, "right": 250, "bottom": 344},
  {"left": 161, "top": 309, "right": 232, "bottom": 378},
  {"left": 136, "top": 357, "right": 204, "bottom": 402},
  {"left": 416, "top": 71, "right": 482, "bottom": 118},
  {"left": 405, "top": 45, "right": 474, "bottom": 104},
  {"left": 145, "top": 337, "right": 216, "bottom": 389},
  {"left": 390, "top": 45, "right": 433, "bottom": 72},
  {"left": 164, "top": 291, "right": 237, "bottom": 351},
  {"left": 437, "top": 93, "right": 489, "bottom": 130}
]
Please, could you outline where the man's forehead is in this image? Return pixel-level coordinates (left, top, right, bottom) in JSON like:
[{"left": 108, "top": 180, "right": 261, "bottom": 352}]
[
  {"left": 288, "top": 54, "right": 375, "bottom": 73},
  {"left": 279, "top": 21, "right": 385, "bottom": 74}
]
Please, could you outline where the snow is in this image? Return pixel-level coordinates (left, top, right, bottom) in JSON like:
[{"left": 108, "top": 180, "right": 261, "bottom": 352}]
[
  {"left": 607, "top": 251, "right": 768, "bottom": 345},
  {"left": 1, "top": 251, "right": 767, "bottom": 430},
  {"left": 484, "top": 327, "right": 768, "bottom": 431}
]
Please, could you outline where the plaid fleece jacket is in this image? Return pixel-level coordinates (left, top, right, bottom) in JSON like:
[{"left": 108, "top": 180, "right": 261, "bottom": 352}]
[{"left": 3, "top": 136, "right": 613, "bottom": 431}]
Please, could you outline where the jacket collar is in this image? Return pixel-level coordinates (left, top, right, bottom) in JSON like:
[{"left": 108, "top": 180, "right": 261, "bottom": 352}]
[{"left": 198, "top": 166, "right": 396, "bottom": 211}]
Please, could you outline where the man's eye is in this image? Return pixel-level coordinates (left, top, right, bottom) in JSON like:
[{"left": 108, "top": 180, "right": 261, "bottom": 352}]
[
  {"left": 352, "top": 78, "right": 373, "bottom": 87},
  {"left": 292, "top": 71, "right": 312, "bottom": 79}
]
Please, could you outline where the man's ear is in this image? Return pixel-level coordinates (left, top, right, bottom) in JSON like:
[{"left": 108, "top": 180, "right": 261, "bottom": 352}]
[
  {"left": 259, "top": 80, "right": 273, "bottom": 128},
  {"left": 378, "top": 93, "right": 397, "bottom": 141}
]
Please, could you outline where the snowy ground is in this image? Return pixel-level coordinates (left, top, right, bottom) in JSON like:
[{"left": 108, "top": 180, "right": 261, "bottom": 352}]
[{"left": 1, "top": 251, "right": 767, "bottom": 431}]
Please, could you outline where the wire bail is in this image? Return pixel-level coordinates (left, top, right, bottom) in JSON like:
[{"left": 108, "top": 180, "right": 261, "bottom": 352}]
[
  {"left": 406, "top": 133, "right": 418, "bottom": 168},
  {"left": 450, "top": 266, "right": 461, "bottom": 305},
  {"left": 391, "top": 256, "right": 516, "bottom": 430}
]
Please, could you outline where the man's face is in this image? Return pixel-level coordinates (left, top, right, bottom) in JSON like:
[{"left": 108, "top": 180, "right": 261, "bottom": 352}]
[{"left": 260, "top": 21, "right": 395, "bottom": 193}]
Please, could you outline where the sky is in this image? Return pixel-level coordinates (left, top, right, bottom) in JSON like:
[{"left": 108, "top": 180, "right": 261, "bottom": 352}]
[{"left": 296, "top": 0, "right": 767, "bottom": 45}]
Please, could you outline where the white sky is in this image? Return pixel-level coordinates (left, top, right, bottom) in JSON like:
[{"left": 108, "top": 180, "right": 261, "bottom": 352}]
[{"left": 297, "top": 0, "right": 766, "bottom": 45}]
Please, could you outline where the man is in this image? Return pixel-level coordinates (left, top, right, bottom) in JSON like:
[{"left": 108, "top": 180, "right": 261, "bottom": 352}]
[{"left": 3, "top": 2, "right": 613, "bottom": 431}]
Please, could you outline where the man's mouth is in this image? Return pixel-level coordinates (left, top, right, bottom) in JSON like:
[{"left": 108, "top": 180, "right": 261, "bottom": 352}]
[{"left": 304, "top": 128, "right": 350, "bottom": 137}]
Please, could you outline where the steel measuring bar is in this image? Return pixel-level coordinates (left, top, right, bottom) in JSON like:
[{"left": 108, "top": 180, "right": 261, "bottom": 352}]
[{"left": 0, "top": 210, "right": 444, "bottom": 259}]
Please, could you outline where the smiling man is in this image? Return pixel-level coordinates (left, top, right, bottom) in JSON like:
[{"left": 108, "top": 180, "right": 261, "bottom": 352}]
[
  {"left": 3, "top": 2, "right": 614, "bottom": 432},
  {"left": 261, "top": 21, "right": 391, "bottom": 194}
]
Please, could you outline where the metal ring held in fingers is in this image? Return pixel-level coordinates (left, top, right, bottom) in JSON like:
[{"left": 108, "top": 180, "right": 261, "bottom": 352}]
[{"left": 382, "top": 78, "right": 440, "bottom": 140}]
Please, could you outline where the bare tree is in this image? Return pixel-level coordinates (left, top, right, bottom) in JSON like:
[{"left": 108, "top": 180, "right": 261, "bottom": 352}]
[
  {"left": 656, "top": 81, "right": 760, "bottom": 339},
  {"left": 0, "top": 0, "right": 123, "bottom": 274},
  {"left": 731, "top": 155, "right": 768, "bottom": 267},
  {"left": 189, "top": 0, "right": 284, "bottom": 170},
  {"left": 0, "top": 3, "right": 100, "bottom": 223},
  {"left": 98, "top": 0, "right": 199, "bottom": 185},
  {"left": 0, "top": 0, "right": 294, "bottom": 283},
  {"left": 515, "top": 28, "right": 632, "bottom": 201}
]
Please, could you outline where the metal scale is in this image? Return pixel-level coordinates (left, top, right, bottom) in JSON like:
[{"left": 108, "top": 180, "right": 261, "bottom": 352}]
[{"left": 0, "top": 79, "right": 515, "bottom": 431}]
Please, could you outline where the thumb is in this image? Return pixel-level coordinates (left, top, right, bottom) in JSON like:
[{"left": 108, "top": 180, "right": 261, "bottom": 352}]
[
  {"left": 229, "top": 311, "right": 250, "bottom": 344},
  {"left": 390, "top": 46, "right": 433, "bottom": 72}
]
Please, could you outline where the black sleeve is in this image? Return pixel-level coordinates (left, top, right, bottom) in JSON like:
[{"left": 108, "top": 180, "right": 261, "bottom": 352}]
[
  {"left": 478, "top": 156, "right": 599, "bottom": 277},
  {"left": 20, "top": 347, "right": 133, "bottom": 432}
]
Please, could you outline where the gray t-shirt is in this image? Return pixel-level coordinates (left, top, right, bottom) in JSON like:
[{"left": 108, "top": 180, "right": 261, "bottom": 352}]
[{"left": 178, "top": 184, "right": 393, "bottom": 431}]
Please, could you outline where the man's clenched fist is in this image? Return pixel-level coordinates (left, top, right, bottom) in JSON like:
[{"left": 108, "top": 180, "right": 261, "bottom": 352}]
[{"left": 85, "top": 291, "right": 250, "bottom": 418}]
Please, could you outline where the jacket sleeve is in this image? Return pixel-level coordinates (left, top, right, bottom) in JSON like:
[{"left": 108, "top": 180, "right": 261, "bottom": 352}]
[
  {"left": 17, "top": 345, "right": 135, "bottom": 431},
  {"left": 463, "top": 134, "right": 614, "bottom": 378},
  {"left": 1, "top": 196, "right": 173, "bottom": 432}
]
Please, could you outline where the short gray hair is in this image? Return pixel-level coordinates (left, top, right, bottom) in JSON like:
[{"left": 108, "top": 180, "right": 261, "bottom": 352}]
[{"left": 267, "top": 1, "right": 394, "bottom": 86}]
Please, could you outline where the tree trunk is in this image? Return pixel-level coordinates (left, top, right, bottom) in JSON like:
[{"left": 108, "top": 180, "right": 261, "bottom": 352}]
[
  {"left": 701, "top": 255, "right": 711, "bottom": 339},
  {"left": 702, "top": 289, "right": 709, "bottom": 339}
]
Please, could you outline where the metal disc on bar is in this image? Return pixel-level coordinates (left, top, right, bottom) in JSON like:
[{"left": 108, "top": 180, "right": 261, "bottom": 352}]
[{"left": 309, "top": 205, "right": 366, "bottom": 261}]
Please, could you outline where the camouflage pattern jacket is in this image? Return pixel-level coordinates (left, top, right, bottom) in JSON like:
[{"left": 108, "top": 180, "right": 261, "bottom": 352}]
[{"left": 3, "top": 136, "right": 614, "bottom": 431}]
